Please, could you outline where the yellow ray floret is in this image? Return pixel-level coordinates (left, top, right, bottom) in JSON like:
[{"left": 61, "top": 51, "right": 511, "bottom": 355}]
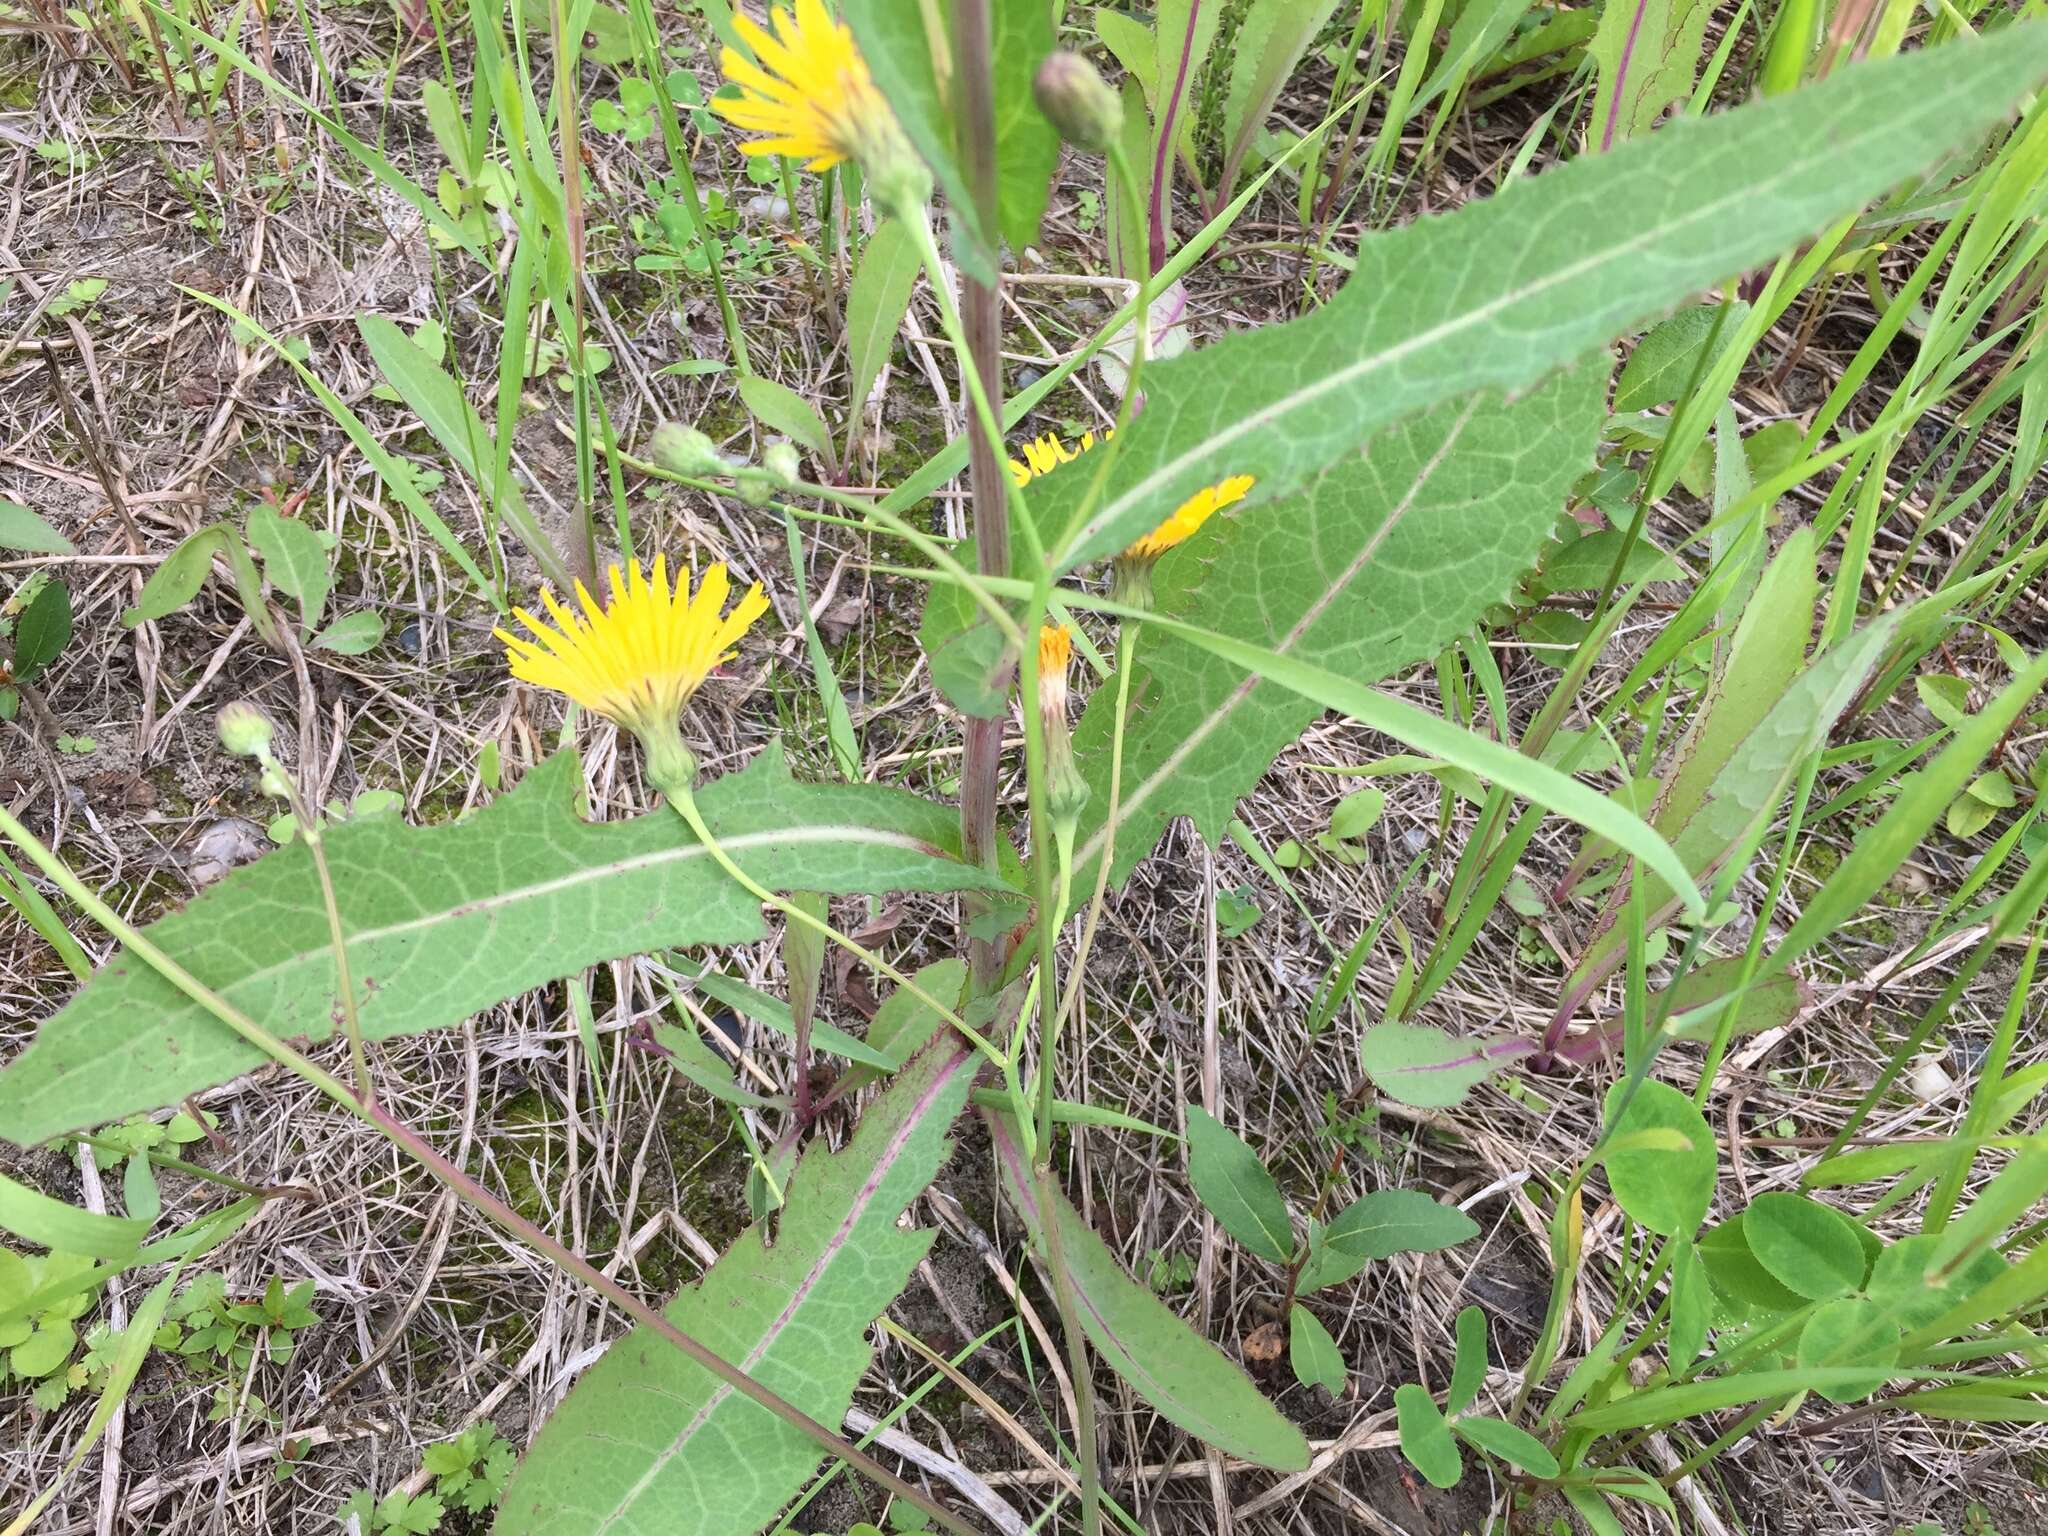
[
  {"left": 1037, "top": 623, "right": 1073, "bottom": 674},
  {"left": 496, "top": 556, "right": 769, "bottom": 737},
  {"left": 1008, "top": 429, "right": 1110, "bottom": 489},
  {"left": 1007, "top": 430, "right": 1254, "bottom": 560},
  {"left": 713, "top": 0, "right": 887, "bottom": 170}
]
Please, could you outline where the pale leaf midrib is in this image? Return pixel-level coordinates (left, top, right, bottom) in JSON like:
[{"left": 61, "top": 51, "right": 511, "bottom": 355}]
[{"left": 592, "top": 1041, "right": 971, "bottom": 1531}]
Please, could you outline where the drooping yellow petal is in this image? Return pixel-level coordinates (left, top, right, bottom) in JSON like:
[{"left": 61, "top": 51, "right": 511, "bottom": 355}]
[{"left": 494, "top": 558, "right": 770, "bottom": 739}]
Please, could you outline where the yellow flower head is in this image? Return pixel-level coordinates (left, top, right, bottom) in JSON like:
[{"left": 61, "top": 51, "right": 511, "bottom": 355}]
[
  {"left": 1122, "top": 473, "right": 1256, "bottom": 561},
  {"left": 713, "top": 0, "right": 926, "bottom": 215},
  {"left": 496, "top": 557, "right": 769, "bottom": 746},
  {"left": 1037, "top": 622, "right": 1073, "bottom": 676}
]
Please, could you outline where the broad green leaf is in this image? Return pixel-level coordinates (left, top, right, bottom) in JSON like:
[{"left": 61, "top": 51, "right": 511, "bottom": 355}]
[
  {"left": 11, "top": 581, "right": 71, "bottom": 683},
  {"left": 991, "top": 0, "right": 1057, "bottom": 249},
  {"left": 1588, "top": 0, "right": 1712, "bottom": 152},
  {"left": 1613, "top": 302, "right": 1748, "bottom": 412},
  {"left": 1695, "top": 1215, "right": 1805, "bottom": 1314},
  {"left": 1040, "top": 37, "right": 2048, "bottom": 572},
  {"left": 0, "top": 499, "right": 74, "bottom": 556},
  {"left": 1742, "top": 1192, "right": 1868, "bottom": 1300},
  {"left": 1658, "top": 957, "right": 1807, "bottom": 1045},
  {"left": 839, "top": 0, "right": 995, "bottom": 283},
  {"left": 123, "top": 525, "right": 228, "bottom": 627},
  {"left": 246, "top": 504, "right": 329, "bottom": 632},
  {"left": 1323, "top": 1188, "right": 1478, "bottom": 1260},
  {"left": 1445, "top": 1304, "right": 1488, "bottom": 1415},
  {"left": 843, "top": 218, "right": 919, "bottom": 425},
  {"left": 312, "top": 611, "right": 387, "bottom": 655},
  {"left": 1599, "top": 1079, "right": 1715, "bottom": 1237},
  {"left": 0, "top": 1172, "right": 146, "bottom": 1258},
  {"left": 1060, "top": 362, "right": 1697, "bottom": 914},
  {"left": 356, "top": 312, "right": 559, "bottom": 592},
  {"left": 1452, "top": 1415, "right": 1558, "bottom": 1477},
  {"left": 1796, "top": 1296, "right": 1899, "bottom": 1403},
  {"left": 496, "top": 1038, "right": 976, "bottom": 1536},
  {"left": 843, "top": 959, "right": 968, "bottom": 1091},
  {"left": 1526, "top": 528, "right": 1683, "bottom": 596},
  {"left": 0, "top": 749, "right": 1007, "bottom": 1144},
  {"left": 1394, "top": 1383, "right": 1461, "bottom": 1488},
  {"left": 1287, "top": 1303, "right": 1345, "bottom": 1393},
  {"left": 988, "top": 1112, "right": 1309, "bottom": 1468},
  {"left": 738, "top": 375, "right": 834, "bottom": 461},
  {"left": 1359, "top": 1018, "right": 1528, "bottom": 1108},
  {"left": 1293, "top": 1219, "right": 1369, "bottom": 1293},
  {"left": 1184, "top": 1107, "right": 1293, "bottom": 1263}
]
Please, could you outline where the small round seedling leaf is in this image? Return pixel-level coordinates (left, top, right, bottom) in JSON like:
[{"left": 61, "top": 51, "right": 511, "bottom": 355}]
[
  {"left": 1287, "top": 1304, "right": 1346, "bottom": 1394},
  {"left": 1743, "top": 1192, "right": 1869, "bottom": 1300},
  {"left": 1600, "top": 1079, "right": 1715, "bottom": 1237},
  {"left": 1395, "top": 1383, "right": 1462, "bottom": 1489},
  {"left": 1452, "top": 1415, "right": 1559, "bottom": 1478},
  {"left": 313, "top": 611, "right": 387, "bottom": 655},
  {"left": 10, "top": 1318, "right": 76, "bottom": 1377},
  {"left": 1796, "top": 1296, "right": 1899, "bottom": 1403}
]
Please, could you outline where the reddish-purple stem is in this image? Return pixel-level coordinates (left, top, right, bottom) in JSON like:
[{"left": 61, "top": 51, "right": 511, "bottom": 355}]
[
  {"left": 1150, "top": 1, "right": 1203, "bottom": 269},
  {"left": 1599, "top": 0, "right": 1652, "bottom": 152}
]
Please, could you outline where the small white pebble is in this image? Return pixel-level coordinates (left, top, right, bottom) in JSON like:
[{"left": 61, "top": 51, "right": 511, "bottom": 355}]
[{"left": 1909, "top": 1054, "right": 1955, "bottom": 1101}]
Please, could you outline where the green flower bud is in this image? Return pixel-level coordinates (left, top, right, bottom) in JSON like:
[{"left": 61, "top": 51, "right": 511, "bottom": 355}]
[
  {"left": 1034, "top": 52, "right": 1123, "bottom": 153},
  {"left": 762, "top": 441, "right": 803, "bottom": 489},
  {"left": 647, "top": 422, "right": 726, "bottom": 478},
  {"left": 217, "top": 701, "right": 274, "bottom": 758}
]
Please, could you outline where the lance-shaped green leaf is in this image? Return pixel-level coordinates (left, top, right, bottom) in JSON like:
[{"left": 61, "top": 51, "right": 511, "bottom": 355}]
[
  {"left": 1068, "top": 365, "right": 1604, "bottom": 896},
  {"left": 1587, "top": 0, "right": 1712, "bottom": 152},
  {"left": 1039, "top": 37, "right": 2048, "bottom": 572},
  {"left": 496, "top": 1036, "right": 978, "bottom": 1536},
  {"left": 987, "top": 1110, "right": 1309, "bottom": 1469},
  {"left": 1185, "top": 1107, "right": 1293, "bottom": 1263},
  {"left": 0, "top": 749, "right": 1008, "bottom": 1145}
]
